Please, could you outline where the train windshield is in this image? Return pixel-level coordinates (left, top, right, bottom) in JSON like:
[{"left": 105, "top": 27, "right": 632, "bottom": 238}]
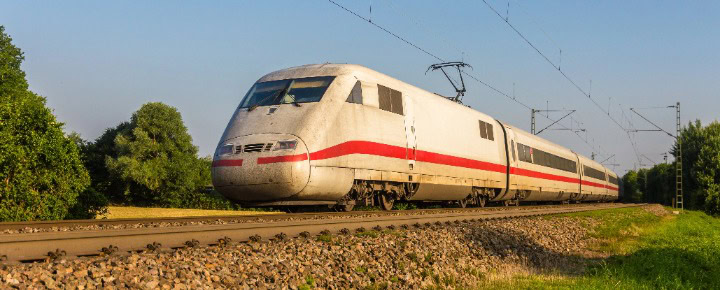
[{"left": 239, "top": 76, "right": 335, "bottom": 108}]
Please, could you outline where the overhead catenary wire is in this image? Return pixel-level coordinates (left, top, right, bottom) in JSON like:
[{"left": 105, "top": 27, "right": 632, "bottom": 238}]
[
  {"left": 385, "top": 0, "right": 611, "bottom": 159},
  {"left": 327, "top": 0, "right": 444, "bottom": 63},
  {"left": 481, "top": 1, "right": 637, "bottom": 161},
  {"left": 326, "top": 0, "right": 610, "bottom": 160},
  {"left": 478, "top": 0, "right": 654, "bottom": 165},
  {"left": 479, "top": 0, "right": 629, "bottom": 133}
]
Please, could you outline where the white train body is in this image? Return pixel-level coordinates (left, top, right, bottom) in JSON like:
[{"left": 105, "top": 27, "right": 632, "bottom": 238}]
[{"left": 212, "top": 64, "right": 619, "bottom": 207}]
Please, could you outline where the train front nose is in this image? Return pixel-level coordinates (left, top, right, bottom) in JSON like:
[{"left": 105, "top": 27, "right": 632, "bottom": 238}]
[{"left": 211, "top": 134, "right": 310, "bottom": 202}]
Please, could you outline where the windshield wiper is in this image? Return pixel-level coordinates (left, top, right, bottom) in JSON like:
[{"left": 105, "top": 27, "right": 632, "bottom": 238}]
[
  {"left": 248, "top": 85, "right": 289, "bottom": 112},
  {"left": 287, "top": 94, "right": 302, "bottom": 107}
]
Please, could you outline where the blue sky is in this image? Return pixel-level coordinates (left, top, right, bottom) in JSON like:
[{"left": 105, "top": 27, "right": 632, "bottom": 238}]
[{"left": 2, "top": 0, "right": 718, "bottom": 174}]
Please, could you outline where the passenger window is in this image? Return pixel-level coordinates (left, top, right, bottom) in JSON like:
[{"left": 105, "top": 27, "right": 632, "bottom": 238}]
[
  {"left": 511, "top": 141, "right": 516, "bottom": 161},
  {"left": 346, "top": 81, "right": 363, "bottom": 104}
]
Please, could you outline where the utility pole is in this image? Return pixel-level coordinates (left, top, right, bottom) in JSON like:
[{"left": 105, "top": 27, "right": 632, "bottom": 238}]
[
  {"left": 675, "top": 102, "right": 683, "bottom": 210},
  {"left": 531, "top": 109, "right": 536, "bottom": 135},
  {"left": 628, "top": 102, "right": 682, "bottom": 210}
]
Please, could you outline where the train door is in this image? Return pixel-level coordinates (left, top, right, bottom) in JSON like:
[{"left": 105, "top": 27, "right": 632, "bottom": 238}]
[
  {"left": 404, "top": 96, "right": 417, "bottom": 170},
  {"left": 572, "top": 153, "right": 582, "bottom": 200},
  {"left": 495, "top": 121, "right": 516, "bottom": 201},
  {"left": 505, "top": 127, "right": 519, "bottom": 189}
]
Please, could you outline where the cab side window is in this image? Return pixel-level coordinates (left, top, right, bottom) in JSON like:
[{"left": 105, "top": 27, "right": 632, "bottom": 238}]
[
  {"left": 478, "top": 120, "right": 494, "bottom": 141},
  {"left": 346, "top": 81, "right": 363, "bottom": 104},
  {"left": 378, "top": 84, "right": 403, "bottom": 115}
]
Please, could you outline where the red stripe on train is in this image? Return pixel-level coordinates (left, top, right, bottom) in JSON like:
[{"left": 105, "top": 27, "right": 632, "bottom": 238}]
[
  {"left": 510, "top": 167, "right": 579, "bottom": 184},
  {"left": 309, "top": 141, "right": 407, "bottom": 160},
  {"left": 215, "top": 140, "right": 617, "bottom": 190},
  {"left": 257, "top": 154, "right": 308, "bottom": 164},
  {"left": 309, "top": 141, "right": 506, "bottom": 173},
  {"left": 415, "top": 149, "right": 506, "bottom": 173}
]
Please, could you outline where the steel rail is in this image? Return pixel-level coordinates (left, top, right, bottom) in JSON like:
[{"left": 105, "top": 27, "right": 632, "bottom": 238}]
[
  {"left": 0, "top": 203, "right": 640, "bottom": 263},
  {"left": 0, "top": 203, "right": 610, "bottom": 231}
]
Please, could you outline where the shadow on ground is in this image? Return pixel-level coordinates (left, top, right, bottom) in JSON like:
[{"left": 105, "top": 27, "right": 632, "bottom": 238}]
[{"left": 458, "top": 219, "right": 719, "bottom": 288}]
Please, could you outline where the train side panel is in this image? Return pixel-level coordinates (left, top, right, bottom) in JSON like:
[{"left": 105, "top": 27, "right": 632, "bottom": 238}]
[
  {"left": 577, "top": 156, "right": 607, "bottom": 201},
  {"left": 505, "top": 126, "right": 581, "bottom": 201},
  {"left": 314, "top": 70, "right": 508, "bottom": 201}
]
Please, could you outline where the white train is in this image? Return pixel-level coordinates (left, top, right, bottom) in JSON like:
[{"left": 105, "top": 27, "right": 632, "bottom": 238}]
[{"left": 212, "top": 64, "right": 619, "bottom": 211}]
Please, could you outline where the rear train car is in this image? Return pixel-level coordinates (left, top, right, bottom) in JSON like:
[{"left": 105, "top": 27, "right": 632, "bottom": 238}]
[{"left": 504, "top": 126, "right": 582, "bottom": 202}]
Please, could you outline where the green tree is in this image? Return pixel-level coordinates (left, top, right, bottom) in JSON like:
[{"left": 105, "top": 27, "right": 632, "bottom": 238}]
[
  {"left": 105, "top": 102, "right": 211, "bottom": 207},
  {"left": 694, "top": 125, "right": 720, "bottom": 215},
  {"left": 0, "top": 26, "right": 90, "bottom": 221},
  {"left": 645, "top": 163, "right": 674, "bottom": 205},
  {"left": 82, "top": 122, "right": 132, "bottom": 203},
  {"left": 673, "top": 120, "right": 707, "bottom": 209},
  {"left": 622, "top": 170, "right": 642, "bottom": 202},
  {"left": 672, "top": 120, "right": 720, "bottom": 213},
  {"left": 65, "top": 132, "right": 109, "bottom": 219}
]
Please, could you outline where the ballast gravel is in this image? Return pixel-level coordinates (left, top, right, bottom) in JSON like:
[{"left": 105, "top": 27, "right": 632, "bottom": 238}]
[{"left": 1, "top": 205, "right": 664, "bottom": 289}]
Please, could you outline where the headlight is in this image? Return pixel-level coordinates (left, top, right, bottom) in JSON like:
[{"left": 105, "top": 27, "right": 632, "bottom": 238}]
[
  {"left": 216, "top": 144, "right": 234, "bottom": 156},
  {"left": 273, "top": 140, "right": 297, "bottom": 151}
]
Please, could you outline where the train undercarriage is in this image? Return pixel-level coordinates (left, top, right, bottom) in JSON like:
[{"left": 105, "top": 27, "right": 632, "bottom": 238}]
[{"left": 241, "top": 179, "right": 598, "bottom": 212}]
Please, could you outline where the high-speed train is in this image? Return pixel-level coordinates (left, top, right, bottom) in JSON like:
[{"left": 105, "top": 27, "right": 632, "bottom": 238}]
[{"left": 212, "top": 64, "right": 619, "bottom": 211}]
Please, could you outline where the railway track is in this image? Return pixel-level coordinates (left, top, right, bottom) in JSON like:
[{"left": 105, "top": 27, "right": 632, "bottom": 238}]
[
  {"left": 0, "top": 203, "right": 617, "bottom": 233},
  {"left": 0, "top": 203, "right": 640, "bottom": 263}
]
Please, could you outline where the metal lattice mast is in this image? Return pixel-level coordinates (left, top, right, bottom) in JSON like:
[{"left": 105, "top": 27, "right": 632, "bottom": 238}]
[
  {"left": 531, "top": 109, "right": 536, "bottom": 134},
  {"left": 628, "top": 103, "right": 682, "bottom": 208},
  {"left": 675, "top": 102, "right": 683, "bottom": 210}
]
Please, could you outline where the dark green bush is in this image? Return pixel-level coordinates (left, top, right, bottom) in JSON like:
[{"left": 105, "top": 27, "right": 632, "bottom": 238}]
[
  {"left": 178, "top": 189, "right": 240, "bottom": 210},
  {"left": 101, "top": 102, "right": 216, "bottom": 208}
]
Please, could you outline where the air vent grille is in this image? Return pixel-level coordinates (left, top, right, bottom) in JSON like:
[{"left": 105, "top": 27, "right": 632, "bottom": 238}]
[{"left": 243, "top": 143, "right": 266, "bottom": 153}]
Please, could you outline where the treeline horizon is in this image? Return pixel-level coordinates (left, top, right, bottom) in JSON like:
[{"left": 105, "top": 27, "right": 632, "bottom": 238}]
[{"left": 622, "top": 120, "right": 720, "bottom": 216}]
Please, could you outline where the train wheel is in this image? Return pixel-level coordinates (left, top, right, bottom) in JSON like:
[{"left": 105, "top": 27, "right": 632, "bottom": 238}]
[
  {"left": 477, "top": 196, "right": 487, "bottom": 208},
  {"left": 458, "top": 199, "right": 468, "bottom": 208},
  {"left": 379, "top": 193, "right": 395, "bottom": 211},
  {"left": 336, "top": 203, "right": 355, "bottom": 212}
]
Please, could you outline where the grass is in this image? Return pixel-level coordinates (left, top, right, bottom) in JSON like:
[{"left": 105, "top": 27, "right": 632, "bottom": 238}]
[
  {"left": 97, "top": 206, "right": 279, "bottom": 219},
  {"left": 298, "top": 275, "right": 315, "bottom": 290},
  {"left": 482, "top": 207, "right": 720, "bottom": 289},
  {"left": 554, "top": 207, "right": 664, "bottom": 253},
  {"left": 355, "top": 230, "right": 380, "bottom": 238},
  {"left": 316, "top": 234, "right": 332, "bottom": 243}
]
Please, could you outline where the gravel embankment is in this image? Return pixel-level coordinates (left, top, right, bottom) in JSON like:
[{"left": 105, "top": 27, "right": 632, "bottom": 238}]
[
  {"left": 1, "top": 206, "right": 661, "bottom": 289},
  {"left": 1, "top": 204, "right": 595, "bottom": 235}
]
